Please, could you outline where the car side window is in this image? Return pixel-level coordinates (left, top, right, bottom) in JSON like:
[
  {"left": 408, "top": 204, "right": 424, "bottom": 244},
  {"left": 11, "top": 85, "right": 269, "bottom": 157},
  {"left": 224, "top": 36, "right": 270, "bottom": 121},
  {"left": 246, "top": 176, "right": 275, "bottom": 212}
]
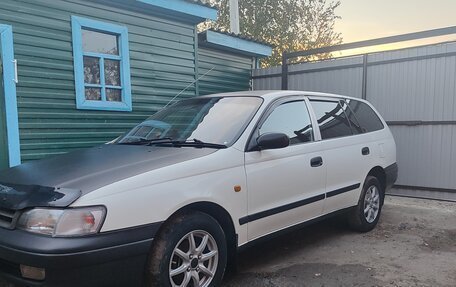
[
  {"left": 310, "top": 100, "right": 352, "bottom": 140},
  {"left": 345, "top": 99, "right": 384, "bottom": 133},
  {"left": 339, "top": 99, "right": 364, "bottom": 135},
  {"left": 259, "top": 100, "right": 313, "bottom": 145}
]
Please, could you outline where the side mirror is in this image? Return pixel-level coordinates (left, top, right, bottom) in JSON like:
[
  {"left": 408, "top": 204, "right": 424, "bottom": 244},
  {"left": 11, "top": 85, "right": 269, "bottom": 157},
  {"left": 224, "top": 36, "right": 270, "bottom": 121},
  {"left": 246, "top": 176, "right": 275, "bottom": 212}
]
[{"left": 256, "top": 133, "right": 290, "bottom": 150}]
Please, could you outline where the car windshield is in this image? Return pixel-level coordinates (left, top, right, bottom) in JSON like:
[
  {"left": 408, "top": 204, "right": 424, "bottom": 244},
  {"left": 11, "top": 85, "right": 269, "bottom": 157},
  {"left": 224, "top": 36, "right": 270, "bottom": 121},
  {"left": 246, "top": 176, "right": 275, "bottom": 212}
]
[{"left": 115, "top": 96, "right": 263, "bottom": 146}]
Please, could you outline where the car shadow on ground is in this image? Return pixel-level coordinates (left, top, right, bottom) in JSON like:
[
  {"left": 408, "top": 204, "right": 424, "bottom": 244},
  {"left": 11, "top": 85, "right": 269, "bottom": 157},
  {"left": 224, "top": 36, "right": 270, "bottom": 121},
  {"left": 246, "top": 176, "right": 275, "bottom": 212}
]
[
  {"left": 239, "top": 216, "right": 349, "bottom": 265},
  {"left": 222, "top": 216, "right": 365, "bottom": 286}
]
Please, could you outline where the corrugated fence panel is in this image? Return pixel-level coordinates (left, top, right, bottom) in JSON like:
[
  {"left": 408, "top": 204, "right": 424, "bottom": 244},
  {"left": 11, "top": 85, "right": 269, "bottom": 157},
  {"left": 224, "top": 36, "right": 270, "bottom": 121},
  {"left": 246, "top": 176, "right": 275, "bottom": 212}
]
[
  {"left": 1, "top": 0, "right": 197, "bottom": 161},
  {"left": 252, "top": 66, "right": 282, "bottom": 90},
  {"left": 366, "top": 42, "right": 456, "bottom": 190},
  {"left": 198, "top": 48, "right": 253, "bottom": 95},
  {"left": 253, "top": 41, "right": 456, "bottom": 191},
  {"left": 390, "top": 125, "right": 456, "bottom": 190},
  {"left": 288, "top": 56, "right": 364, "bottom": 98},
  {"left": 253, "top": 56, "right": 364, "bottom": 98},
  {"left": 367, "top": 42, "right": 456, "bottom": 121}
]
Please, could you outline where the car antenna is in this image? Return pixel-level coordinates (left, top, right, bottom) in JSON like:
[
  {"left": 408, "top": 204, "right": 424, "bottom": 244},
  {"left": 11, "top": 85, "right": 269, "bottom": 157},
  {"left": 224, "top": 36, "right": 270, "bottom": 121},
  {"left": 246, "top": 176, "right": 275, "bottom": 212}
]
[{"left": 162, "top": 67, "right": 215, "bottom": 109}]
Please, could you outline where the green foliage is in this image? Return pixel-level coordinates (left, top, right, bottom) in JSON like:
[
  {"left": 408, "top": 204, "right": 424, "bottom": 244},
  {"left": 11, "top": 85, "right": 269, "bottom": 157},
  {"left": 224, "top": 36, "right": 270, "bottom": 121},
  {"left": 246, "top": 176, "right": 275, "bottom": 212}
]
[{"left": 199, "top": 0, "right": 342, "bottom": 67}]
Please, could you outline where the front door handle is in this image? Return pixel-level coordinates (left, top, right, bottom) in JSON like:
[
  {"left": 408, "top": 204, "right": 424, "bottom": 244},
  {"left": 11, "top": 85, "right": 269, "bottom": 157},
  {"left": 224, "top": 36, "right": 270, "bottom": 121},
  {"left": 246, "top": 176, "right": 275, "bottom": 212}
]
[
  {"left": 362, "top": 147, "right": 370, "bottom": 155},
  {"left": 310, "top": 156, "right": 323, "bottom": 167}
]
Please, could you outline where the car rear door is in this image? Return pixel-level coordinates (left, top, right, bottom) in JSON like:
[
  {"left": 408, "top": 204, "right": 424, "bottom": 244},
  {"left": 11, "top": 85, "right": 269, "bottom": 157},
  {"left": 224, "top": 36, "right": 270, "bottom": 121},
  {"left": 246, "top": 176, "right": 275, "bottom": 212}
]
[
  {"left": 308, "top": 97, "right": 368, "bottom": 214},
  {"left": 244, "top": 96, "right": 327, "bottom": 241}
]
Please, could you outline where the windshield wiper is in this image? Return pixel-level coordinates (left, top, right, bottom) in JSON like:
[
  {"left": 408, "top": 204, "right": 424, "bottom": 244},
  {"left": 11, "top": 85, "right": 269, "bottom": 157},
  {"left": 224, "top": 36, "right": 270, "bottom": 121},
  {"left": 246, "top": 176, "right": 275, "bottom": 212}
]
[
  {"left": 176, "top": 138, "right": 228, "bottom": 149},
  {"left": 156, "top": 139, "right": 227, "bottom": 149},
  {"left": 118, "top": 138, "right": 227, "bottom": 149},
  {"left": 117, "top": 137, "right": 174, "bottom": 145}
]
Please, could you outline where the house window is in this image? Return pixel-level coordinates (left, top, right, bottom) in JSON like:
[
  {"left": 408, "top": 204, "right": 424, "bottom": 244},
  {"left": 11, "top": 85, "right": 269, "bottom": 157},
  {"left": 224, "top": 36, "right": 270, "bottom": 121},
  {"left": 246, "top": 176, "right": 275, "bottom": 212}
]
[{"left": 71, "top": 16, "right": 132, "bottom": 111}]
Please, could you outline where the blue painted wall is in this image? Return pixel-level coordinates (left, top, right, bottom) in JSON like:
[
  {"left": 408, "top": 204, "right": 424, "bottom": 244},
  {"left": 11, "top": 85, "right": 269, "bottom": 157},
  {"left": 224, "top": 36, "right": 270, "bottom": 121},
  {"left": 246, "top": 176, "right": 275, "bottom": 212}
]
[{"left": 0, "top": 24, "right": 21, "bottom": 167}]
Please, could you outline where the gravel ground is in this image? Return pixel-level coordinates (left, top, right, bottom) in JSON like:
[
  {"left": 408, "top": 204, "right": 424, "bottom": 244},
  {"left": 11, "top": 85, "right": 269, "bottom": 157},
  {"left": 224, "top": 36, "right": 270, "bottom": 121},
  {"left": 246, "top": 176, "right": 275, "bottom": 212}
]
[{"left": 1, "top": 196, "right": 455, "bottom": 287}]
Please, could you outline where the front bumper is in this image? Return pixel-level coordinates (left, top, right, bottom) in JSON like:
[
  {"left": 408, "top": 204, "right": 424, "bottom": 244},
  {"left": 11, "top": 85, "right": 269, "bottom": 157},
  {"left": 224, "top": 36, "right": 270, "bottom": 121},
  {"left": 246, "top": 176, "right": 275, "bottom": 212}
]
[{"left": 0, "top": 222, "right": 162, "bottom": 287}]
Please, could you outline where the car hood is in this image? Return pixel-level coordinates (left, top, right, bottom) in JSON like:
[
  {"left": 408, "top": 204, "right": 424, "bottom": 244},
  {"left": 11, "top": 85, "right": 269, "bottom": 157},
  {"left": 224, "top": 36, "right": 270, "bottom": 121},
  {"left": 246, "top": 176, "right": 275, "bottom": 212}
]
[{"left": 0, "top": 145, "right": 217, "bottom": 210}]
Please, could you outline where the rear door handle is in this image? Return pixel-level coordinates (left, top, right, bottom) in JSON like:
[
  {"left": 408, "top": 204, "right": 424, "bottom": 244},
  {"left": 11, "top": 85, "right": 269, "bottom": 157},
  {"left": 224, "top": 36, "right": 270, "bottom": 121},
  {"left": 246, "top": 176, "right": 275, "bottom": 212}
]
[
  {"left": 362, "top": 147, "right": 370, "bottom": 155},
  {"left": 310, "top": 156, "right": 323, "bottom": 167}
]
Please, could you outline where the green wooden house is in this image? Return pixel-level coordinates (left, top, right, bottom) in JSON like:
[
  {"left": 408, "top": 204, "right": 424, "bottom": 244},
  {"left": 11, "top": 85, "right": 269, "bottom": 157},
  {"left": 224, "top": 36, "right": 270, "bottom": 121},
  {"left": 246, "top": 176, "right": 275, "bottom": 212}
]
[{"left": 0, "top": 0, "right": 272, "bottom": 169}]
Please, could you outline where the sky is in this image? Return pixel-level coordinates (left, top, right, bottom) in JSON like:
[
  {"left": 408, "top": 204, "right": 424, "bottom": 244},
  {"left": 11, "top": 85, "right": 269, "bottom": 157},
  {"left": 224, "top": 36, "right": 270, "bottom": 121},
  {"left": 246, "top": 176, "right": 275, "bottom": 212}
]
[{"left": 333, "top": 0, "right": 456, "bottom": 55}]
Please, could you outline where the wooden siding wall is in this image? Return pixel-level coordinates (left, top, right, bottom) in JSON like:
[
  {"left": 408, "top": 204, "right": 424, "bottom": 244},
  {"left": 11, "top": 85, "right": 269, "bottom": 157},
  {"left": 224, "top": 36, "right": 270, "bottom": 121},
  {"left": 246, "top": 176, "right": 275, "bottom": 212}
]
[
  {"left": 198, "top": 48, "right": 253, "bottom": 95},
  {"left": 1, "top": 0, "right": 198, "bottom": 161}
]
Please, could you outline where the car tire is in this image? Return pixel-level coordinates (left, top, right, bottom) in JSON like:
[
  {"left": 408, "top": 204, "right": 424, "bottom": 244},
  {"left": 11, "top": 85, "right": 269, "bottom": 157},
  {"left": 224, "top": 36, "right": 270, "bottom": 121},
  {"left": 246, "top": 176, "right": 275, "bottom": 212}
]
[
  {"left": 348, "top": 176, "right": 384, "bottom": 232},
  {"left": 145, "top": 211, "right": 227, "bottom": 287}
]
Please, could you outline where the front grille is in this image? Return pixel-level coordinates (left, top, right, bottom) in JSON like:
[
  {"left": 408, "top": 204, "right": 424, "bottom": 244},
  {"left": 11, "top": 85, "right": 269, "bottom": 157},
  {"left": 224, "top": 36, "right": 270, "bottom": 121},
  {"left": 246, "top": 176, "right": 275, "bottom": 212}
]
[{"left": 0, "top": 207, "right": 18, "bottom": 229}]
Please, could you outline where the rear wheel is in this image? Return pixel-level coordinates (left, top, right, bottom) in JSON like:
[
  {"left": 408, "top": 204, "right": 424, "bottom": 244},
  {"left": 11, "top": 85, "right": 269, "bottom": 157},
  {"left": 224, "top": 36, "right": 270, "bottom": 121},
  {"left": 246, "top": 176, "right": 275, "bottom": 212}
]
[
  {"left": 146, "top": 211, "right": 227, "bottom": 287},
  {"left": 348, "top": 176, "right": 383, "bottom": 232}
]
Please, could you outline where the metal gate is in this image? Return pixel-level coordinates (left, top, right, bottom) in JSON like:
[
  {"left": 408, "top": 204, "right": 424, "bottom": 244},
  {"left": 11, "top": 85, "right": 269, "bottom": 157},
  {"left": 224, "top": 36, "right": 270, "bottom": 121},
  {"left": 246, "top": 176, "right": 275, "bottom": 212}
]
[{"left": 253, "top": 27, "right": 456, "bottom": 201}]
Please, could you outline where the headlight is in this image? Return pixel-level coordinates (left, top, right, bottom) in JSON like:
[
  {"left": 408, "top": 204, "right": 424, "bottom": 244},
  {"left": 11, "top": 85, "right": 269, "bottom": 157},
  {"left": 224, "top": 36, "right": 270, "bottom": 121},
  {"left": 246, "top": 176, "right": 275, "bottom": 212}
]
[{"left": 17, "top": 206, "right": 106, "bottom": 237}]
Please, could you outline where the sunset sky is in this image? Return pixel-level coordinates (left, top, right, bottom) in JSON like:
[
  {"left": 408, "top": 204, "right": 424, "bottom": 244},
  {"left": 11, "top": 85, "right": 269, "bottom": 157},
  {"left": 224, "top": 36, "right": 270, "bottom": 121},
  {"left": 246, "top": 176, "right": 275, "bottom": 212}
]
[{"left": 334, "top": 0, "right": 456, "bottom": 55}]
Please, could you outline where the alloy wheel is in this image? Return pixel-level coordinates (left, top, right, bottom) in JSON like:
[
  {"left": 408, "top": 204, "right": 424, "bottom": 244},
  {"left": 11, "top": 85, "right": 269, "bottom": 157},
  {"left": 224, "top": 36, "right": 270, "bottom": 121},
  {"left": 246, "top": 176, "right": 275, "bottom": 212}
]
[
  {"left": 169, "top": 230, "right": 219, "bottom": 287},
  {"left": 364, "top": 185, "right": 380, "bottom": 223}
]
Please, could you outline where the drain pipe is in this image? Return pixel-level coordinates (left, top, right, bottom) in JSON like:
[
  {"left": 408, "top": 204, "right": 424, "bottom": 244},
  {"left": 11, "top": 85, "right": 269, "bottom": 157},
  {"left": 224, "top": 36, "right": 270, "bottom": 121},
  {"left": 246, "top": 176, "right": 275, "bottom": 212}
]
[{"left": 229, "top": 0, "right": 240, "bottom": 34}]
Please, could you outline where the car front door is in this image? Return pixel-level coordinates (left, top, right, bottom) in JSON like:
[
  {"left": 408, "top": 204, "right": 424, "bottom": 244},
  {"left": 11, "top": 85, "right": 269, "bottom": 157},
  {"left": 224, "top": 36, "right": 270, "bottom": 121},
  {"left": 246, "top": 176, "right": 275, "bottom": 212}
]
[{"left": 244, "top": 97, "right": 327, "bottom": 241}]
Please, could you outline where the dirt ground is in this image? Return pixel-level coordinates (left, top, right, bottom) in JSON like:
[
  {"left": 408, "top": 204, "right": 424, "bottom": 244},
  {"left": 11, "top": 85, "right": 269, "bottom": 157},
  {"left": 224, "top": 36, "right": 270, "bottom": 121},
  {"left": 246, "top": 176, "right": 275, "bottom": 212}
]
[
  {"left": 224, "top": 196, "right": 456, "bottom": 287},
  {"left": 1, "top": 196, "right": 455, "bottom": 287}
]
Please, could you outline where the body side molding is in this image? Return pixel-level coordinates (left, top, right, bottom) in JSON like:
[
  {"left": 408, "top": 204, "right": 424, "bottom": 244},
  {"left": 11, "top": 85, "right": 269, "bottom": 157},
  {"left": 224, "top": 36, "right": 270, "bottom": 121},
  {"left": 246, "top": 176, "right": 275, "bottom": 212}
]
[
  {"left": 326, "top": 183, "right": 361, "bottom": 198},
  {"left": 239, "top": 183, "right": 361, "bottom": 225}
]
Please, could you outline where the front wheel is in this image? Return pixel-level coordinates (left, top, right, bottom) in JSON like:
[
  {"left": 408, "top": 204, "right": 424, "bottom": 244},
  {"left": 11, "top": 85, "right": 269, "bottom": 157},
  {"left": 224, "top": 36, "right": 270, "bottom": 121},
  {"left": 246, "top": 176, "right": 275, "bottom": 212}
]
[
  {"left": 145, "top": 211, "right": 227, "bottom": 287},
  {"left": 348, "top": 176, "right": 384, "bottom": 232}
]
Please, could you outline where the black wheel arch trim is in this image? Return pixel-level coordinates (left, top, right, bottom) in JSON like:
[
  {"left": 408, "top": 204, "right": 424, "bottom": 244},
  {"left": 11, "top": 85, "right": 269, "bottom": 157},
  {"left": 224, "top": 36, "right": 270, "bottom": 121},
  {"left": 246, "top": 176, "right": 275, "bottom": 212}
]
[{"left": 384, "top": 162, "right": 398, "bottom": 189}]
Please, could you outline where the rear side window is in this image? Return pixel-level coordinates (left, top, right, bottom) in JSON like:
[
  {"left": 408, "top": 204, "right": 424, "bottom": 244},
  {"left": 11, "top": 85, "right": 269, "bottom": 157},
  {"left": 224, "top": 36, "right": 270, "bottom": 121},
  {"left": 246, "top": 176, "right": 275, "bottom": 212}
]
[
  {"left": 345, "top": 99, "right": 384, "bottom": 133},
  {"left": 339, "top": 100, "right": 364, "bottom": 135},
  {"left": 260, "top": 100, "right": 313, "bottom": 145},
  {"left": 310, "top": 100, "right": 352, "bottom": 140}
]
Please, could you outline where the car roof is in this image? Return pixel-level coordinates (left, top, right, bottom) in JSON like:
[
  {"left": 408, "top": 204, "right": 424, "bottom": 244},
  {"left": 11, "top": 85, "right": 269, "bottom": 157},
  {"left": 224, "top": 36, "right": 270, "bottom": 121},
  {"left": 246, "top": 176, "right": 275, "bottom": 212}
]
[{"left": 199, "top": 90, "right": 362, "bottom": 102}]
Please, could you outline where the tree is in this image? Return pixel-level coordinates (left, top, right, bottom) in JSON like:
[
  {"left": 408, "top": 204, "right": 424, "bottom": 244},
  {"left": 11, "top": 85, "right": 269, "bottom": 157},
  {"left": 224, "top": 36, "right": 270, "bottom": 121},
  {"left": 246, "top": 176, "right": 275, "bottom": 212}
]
[{"left": 199, "top": 0, "right": 342, "bottom": 67}]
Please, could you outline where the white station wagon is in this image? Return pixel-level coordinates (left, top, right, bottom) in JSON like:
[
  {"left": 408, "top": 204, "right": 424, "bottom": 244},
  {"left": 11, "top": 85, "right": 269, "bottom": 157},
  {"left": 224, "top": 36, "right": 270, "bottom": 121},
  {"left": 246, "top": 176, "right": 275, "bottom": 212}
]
[{"left": 0, "top": 91, "right": 397, "bottom": 287}]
